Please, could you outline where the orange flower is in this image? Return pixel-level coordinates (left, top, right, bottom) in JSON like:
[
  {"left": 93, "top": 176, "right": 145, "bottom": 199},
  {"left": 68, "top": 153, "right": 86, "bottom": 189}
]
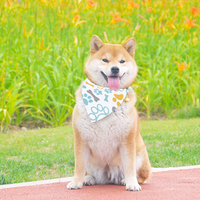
[
  {"left": 73, "top": 14, "right": 81, "bottom": 21},
  {"left": 72, "top": 14, "right": 87, "bottom": 27},
  {"left": 0, "top": 72, "right": 5, "bottom": 86},
  {"left": 191, "top": 7, "right": 200, "bottom": 17},
  {"left": 169, "top": 18, "right": 177, "bottom": 30},
  {"left": 110, "top": 13, "right": 125, "bottom": 24},
  {"left": 86, "top": 0, "right": 97, "bottom": 8},
  {"left": 177, "top": 1, "right": 184, "bottom": 9},
  {"left": 40, "top": 0, "right": 47, "bottom": 4},
  {"left": 5, "top": 0, "right": 13, "bottom": 7},
  {"left": 39, "top": 39, "right": 44, "bottom": 51},
  {"left": 175, "top": 61, "right": 188, "bottom": 72},
  {"left": 126, "top": 1, "right": 139, "bottom": 9},
  {"left": 148, "top": 7, "right": 152, "bottom": 12},
  {"left": 184, "top": 17, "right": 200, "bottom": 29}
]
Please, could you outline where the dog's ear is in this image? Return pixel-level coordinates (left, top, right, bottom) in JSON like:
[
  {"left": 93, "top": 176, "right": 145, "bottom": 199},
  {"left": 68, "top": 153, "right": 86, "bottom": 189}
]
[
  {"left": 123, "top": 38, "right": 136, "bottom": 57},
  {"left": 90, "top": 35, "right": 104, "bottom": 54}
]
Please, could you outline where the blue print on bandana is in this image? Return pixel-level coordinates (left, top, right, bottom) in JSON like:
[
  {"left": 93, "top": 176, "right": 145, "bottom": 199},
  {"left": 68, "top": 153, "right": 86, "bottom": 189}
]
[
  {"left": 116, "top": 89, "right": 124, "bottom": 92},
  {"left": 94, "top": 89, "right": 103, "bottom": 95},
  {"left": 89, "top": 104, "right": 109, "bottom": 122},
  {"left": 82, "top": 78, "right": 128, "bottom": 122},
  {"left": 104, "top": 89, "right": 112, "bottom": 94},
  {"left": 82, "top": 93, "right": 93, "bottom": 105},
  {"left": 104, "top": 94, "right": 109, "bottom": 102}
]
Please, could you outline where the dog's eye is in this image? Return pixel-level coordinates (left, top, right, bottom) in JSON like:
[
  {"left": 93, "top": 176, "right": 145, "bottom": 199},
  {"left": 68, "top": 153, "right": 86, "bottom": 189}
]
[
  {"left": 102, "top": 58, "right": 109, "bottom": 63},
  {"left": 120, "top": 60, "right": 125, "bottom": 64}
]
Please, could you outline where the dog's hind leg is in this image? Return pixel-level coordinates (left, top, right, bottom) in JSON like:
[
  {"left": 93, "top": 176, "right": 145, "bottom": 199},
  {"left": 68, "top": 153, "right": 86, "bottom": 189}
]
[
  {"left": 136, "top": 147, "right": 151, "bottom": 184},
  {"left": 83, "top": 174, "right": 96, "bottom": 186}
]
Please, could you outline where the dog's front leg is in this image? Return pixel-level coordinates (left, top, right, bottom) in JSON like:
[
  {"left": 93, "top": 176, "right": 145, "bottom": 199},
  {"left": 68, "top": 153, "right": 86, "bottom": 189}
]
[
  {"left": 120, "top": 139, "right": 141, "bottom": 191},
  {"left": 67, "top": 130, "right": 89, "bottom": 189}
]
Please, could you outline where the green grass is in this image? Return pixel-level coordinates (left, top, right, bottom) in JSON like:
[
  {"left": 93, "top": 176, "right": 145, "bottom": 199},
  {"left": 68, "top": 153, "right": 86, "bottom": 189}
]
[
  {"left": 0, "top": 126, "right": 75, "bottom": 184},
  {"left": 0, "top": 0, "right": 200, "bottom": 130},
  {"left": 142, "top": 118, "right": 200, "bottom": 167},
  {"left": 0, "top": 118, "right": 200, "bottom": 185}
]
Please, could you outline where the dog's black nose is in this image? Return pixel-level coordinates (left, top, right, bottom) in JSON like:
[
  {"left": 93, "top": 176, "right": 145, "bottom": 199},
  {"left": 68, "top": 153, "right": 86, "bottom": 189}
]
[{"left": 111, "top": 66, "right": 119, "bottom": 74}]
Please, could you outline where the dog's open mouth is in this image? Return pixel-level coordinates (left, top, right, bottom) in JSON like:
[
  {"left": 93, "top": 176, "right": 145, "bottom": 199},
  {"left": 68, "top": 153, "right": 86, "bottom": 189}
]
[{"left": 101, "top": 71, "right": 125, "bottom": 91}]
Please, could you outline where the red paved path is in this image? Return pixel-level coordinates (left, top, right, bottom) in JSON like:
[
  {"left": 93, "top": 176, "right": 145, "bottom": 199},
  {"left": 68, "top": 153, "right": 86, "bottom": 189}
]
[{"left": 1, "top": 168, "right": 200, "bottom": 200}]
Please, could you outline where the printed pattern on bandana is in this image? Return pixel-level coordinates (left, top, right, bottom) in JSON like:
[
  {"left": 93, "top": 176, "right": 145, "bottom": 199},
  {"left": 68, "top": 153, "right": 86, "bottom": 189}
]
[{"left": 82, "top": 78, "right": 128, "bottom": 122}]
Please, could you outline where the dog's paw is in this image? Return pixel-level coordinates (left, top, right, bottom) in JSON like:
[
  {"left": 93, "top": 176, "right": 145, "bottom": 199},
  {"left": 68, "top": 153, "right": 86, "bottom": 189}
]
[
  {"left": 126, "top": 182, "right": 141, "bottom": 191},
  {"left": 83, "top": 175, "right": 96, "bottom": 186},
  {"left": 120, "top": 178, "right": 126, "bottom": 186},
  {"left": 67, "top": 181, "right": 83, "bottom": 190}
]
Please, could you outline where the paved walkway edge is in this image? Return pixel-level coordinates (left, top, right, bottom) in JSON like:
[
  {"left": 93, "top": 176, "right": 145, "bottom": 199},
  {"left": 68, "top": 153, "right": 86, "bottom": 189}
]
[
  {"left": 1, "top": 165, "right": 200, "bottom": 190},
  {"left": 152, "top": 165, "right": 200, "bottom": 172}
]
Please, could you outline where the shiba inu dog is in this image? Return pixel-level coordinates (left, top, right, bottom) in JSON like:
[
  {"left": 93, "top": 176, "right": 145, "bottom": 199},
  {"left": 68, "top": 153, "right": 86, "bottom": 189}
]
[{"left": 67, "top": 35, "right": 151, "bottom": 191}]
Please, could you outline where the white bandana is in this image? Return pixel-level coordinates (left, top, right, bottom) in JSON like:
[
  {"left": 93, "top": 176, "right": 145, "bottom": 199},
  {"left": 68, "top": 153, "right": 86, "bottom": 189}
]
[{"left": 82, "top": 78, "right": 128, "bottom": 122}]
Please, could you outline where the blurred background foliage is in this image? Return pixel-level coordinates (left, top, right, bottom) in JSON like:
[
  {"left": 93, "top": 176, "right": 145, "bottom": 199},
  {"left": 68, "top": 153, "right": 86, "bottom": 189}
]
[{"left": 0, "top": 0, "right": 200, "bottom": 131}]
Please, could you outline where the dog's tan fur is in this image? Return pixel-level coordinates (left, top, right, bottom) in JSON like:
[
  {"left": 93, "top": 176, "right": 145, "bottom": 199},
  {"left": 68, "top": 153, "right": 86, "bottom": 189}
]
[{"left": 67, "top": 36, "right": 151, "bottom": 191}]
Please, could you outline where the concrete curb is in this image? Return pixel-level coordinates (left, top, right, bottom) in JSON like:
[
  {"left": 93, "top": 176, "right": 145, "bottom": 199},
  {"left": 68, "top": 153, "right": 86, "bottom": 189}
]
[
  {"left": 152, "top": 165, "right": 200, "bottom": 172},
  {"left": 1, "top": 165, "right": 200, "bottom": 190},
  {"left": 0, "top": 177, "right": 73, "bottom": 189}
]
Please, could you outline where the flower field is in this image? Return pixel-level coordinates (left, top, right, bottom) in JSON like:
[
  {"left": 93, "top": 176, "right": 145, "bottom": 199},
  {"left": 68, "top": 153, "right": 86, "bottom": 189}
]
[{"left": 0, "top": 0, "right": 200, "bottom": 131}]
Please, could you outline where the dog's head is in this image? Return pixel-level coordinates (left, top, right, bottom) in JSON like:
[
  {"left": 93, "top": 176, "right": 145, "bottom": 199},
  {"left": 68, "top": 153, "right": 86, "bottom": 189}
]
[{"left": 84, "top": 35, "right": 138, "bottom": 91}]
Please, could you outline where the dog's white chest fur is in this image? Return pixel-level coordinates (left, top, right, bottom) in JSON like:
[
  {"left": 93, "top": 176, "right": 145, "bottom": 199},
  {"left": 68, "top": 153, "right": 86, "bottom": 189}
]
[{"left": 75, "top": 86, "right": 136, "bottom": 164}]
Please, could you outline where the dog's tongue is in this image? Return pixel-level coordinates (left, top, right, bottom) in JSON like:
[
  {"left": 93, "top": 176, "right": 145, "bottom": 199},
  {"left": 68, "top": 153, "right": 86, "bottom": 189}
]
[{"left": 108, "top": 77, "right": 120, "bottom": 91}]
